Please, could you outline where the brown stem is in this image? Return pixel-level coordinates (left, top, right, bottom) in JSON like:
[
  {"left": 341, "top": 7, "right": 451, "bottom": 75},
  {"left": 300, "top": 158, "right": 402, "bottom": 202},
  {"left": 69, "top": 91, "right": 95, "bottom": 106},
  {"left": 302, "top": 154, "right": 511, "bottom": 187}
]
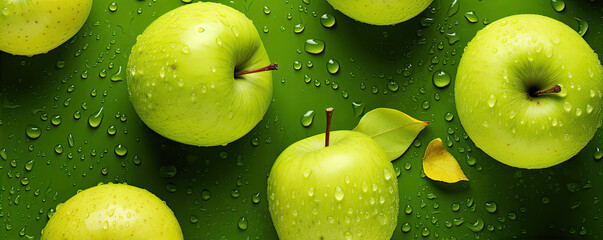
[
  {"left": 534, "top": 84, "right": 561, "bottom": 95},
  {"left": 325, "top": 107, "right": 334, "bottom": 147},
  {"left": 235, "top": 63, "right": 279, "bottom": 77}
]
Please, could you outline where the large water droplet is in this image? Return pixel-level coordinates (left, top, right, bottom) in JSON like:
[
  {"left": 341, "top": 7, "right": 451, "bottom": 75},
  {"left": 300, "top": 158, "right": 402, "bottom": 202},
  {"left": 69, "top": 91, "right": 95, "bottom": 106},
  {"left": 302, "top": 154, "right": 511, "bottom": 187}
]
[
  {"left": 433, "top": 70, "right": 451, "bottom": 88},
  {"left": 108, "top": 2, "right": 118, "bottom": 12},
  {"left": 485, "top": 201, "right": 497, "bottom": 213},
  {"left": 300, "top": 110, "right": 315, "bottom": 127},
  {"left": 320, "top": 14, "right": 336, "bottom": 28},
  {"left": 304, "top": 39, "right": 325, "bottom": 54},
  {"left": 575, "top": 17, "right": 588, "bottom": 37},
  {"left": 447, "top": 0, "right": 460, "bottom": 17},
  {"left": 550, "top": 0, "right": 565, "bottom": 12},
  {"left": 293, "top": 24, "right": 305, "bottom": 34},
  {"left": 464, "top": 11, "right": 478, "bottom": 23},
  {"left": 237, "top": 217, "right": 248, "bottom": 230},
  {"left": 326, "top": 59, "right": 340, "bottom": 74},
  {"left": 352, "top": 102, "right": 365, "bottom": 117},
  {"left": 26, "top": 125, "right": 42, "bottom": 139},
  {"left": 334, "top": 186, "right": 344, "bottom": 201},
  {"left": 88, "top": 107, "right": 104, "bottom": 128},
  {"left": 114, "top": 144, "right": 127, "bottom": 157},
  {"left": 487, "top": 94, "right": 497, "bottom": 107},
  {"left": 467, "top": 218, "right": 485, "bottom": 232}
]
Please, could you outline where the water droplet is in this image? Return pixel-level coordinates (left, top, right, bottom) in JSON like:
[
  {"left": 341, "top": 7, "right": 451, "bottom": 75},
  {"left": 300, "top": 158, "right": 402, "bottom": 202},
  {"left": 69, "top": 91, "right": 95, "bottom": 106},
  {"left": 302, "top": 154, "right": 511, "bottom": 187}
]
[
  {"left": 108, "top": 2, "right": 118, "bottom": 12},
  {"left": 444, "top": 112, "right": 454, "bottom": 122},
  {"left": 575, "top": 17, "right": 588, "bottom": 37},
  {"left": 326, "top": 59, "right": 340, "bottom": 74},
  {"left": 51, "top": 115, "right": 62, "bottom": 126},
  {"left": 231, "top": 189, "right": 241, "bottom": 198},
  {"left": 88, "top": 107, "right": 104, "bottom": 128},
  {"left": 54, "top": 144, "right": 63, "bottom": 154},
  {"left": 201, "top": 189, "right": 211, "bottom": 200},
  {"left": 263, "top": 6, "right": 271, "bottom": 15},
  {"left": 25, "top": 160, "right": 34, "bottom": 171},
  {"left": 320, "top": 14, "right": 336, "bottom": 28},
  {"left": 464, "top": 11, "right": 478, "bottom": 23},
  {"left": 467, "top": 218, "right": 485, "bottom": 232},
  {"left": 485, "top": 201, "right": 497, "bottom": 213},
  {"left": 110, "top": 66, "right": 123, "bottom": 82},
  {"left": 447, "top": 0, "right": 460, "bottom": 17},
  {"left": 334, "top": 186, "right": 344, "bottom": 201},
  {"left": 594, "top": 148, "right": 602, "bottom": 160},
  {"left": 487, "top": 94, "right": 497, "bottom": 107},
  {"left": 56, "top": 60, "right": 65, "bottom": 69},
  {"left": 160, "top": 165, "right": 177, "bottom": 178},
  {"left": 451, "top": 203, "right": 460, "bottom": 212},
  {"left": 237, "top": 217, "right": 248, "bottom": 230},
  {"left": 352, "top": 102, "right": 365, "bottom": 117},
  {"left": 563, "top": 102, "right": 572, "bottom": 112},
  {"left": 550, "top": 0, "right": 565, "bottom": 12},
  {"left": 404, "top": 204, "right": 413, "bottom": 214},
  {"left": 433, "top": 70, "right": 451, "bottom": 88},
  {"left": 107, "top": 126, "right": 117, "bottom": 135},
  {"left": 251, "top": 193, "right": 261, "bottom": 204},
  {"left": 445, "top": 32, "right": 460, "bottom": 45},
  {"left": 387, "top": 81, "right": 399, "bottom": 92},
  {"left": 401, "top": 222, "right": 411, "bottom": 232},
  {"left": 293, "top": 24, "right": 305, "bottom": 34},
  {"left": 304, "top": 39, "right": 325, "bottom": 55},
  {"left": 421, "top": 101, "right": 430, "bottom": 110},
  {"left": 421, "top": 227, "right": 430, "bottom": 237},
  {"left": 420, "top": 17, "right": 434, "bottom": 27},
  {"left": 114, "top": 144, "right": 127, "bottom": 157},
  {"left": 26, "top": 125, "right": 42, "bottom": 139},
  {"left": 300, "top": 110, "right": 315, "bottom": 127},
  {"left": 341, "top": 90, "right": 349, "bottom": 99}
]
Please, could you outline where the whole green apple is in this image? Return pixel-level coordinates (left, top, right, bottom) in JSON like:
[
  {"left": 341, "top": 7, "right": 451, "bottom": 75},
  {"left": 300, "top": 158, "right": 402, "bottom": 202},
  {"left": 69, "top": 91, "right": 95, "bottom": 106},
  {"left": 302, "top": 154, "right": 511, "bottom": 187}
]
[
  {"left": 41, "top": 183, "right": 183, "bottom": 239},
  {"left": 268, "top": 109, "right": 398, "bottom": 239},
  {"left": 127, "top": 2, "right": 275, "bottom": 147},
  {"left": 327, "top": 0, "right": 433, "bottom": 25},
  {"left": 0, "top": 0, "right": 93, "bottom": 56},
  {"left": 455, "top": 14, "right": 603, "bottom": 169}
]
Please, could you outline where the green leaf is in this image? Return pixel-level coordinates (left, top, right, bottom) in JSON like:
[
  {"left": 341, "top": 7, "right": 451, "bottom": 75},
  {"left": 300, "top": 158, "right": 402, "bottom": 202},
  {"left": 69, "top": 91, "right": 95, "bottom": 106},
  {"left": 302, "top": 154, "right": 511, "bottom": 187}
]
[{"left": 353, "top": 108, "right": 429, "bottom": 161}]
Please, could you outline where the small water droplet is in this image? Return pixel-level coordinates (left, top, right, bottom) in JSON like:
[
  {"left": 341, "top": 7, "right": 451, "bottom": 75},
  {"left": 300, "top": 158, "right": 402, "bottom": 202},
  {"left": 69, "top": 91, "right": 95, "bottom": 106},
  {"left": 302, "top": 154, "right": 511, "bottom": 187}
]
[
  {"left": 594, "top": 148, "right": 602, "bottom": 160},
  {"left": 300, "top": 110, "right": 315, "bottom": 127},
  {"left": 352, "top": 102, "right": 365, "bottom": 117},
  {"left": 293, "top": 24, "right": 305, "bottom": 34},
  {"left": 326, "top": 58, "right": 340, "bottom": 74},
  {"left": 334, "top": 186, "right": 344, "bottom": 201},
  {"left": 401, "top": 222, "right": 411, "bottom": 232},
  {"left": 201, "top": 189, "right": 211, "bottom": 200},
  {"left": 447, "top": 0, "right": 460, "bottom": 17},
  {"left": 487, "top": 94, "right": 497, "bottom": 107},
  {"left": 304, "top": 39, "right": 325, "bottom": 54},
  {"left": 108, "top": 2, "right": 118, "bottom": 12},
  {"left": 263, "top": 6, "right": 271, "bottom": 15},
  {"left": 575, "top": 17, "right": 588, "bottom": 37},
  {"left": 445, "top": 32, "right": 460, "bottom": 45},
  {"left": 464, "top": 11, "right": 478, "bottom": 23},
  {"left": 54, "top": 144, "right": 63, "bottom": 154},
  {"left": 550, "top": 0, "right": 565, "bottom": 12},
  {"left": 444, "top": 112, "right": 454, "bottom": 122},
  {"left": 237, "top": 217, "right": 248, "bottom": 230},
  {"left": 114, "top": 144, "right": 127, "bottom": 157},
  {"left": 251, "top": 193, "right": 261, "bottom": 204},
  {"left": 404, "top": 204, "right": 413, "bottom": 214},
  {"left": 467, "top": 218, "right": 485, "bottom": 232}
]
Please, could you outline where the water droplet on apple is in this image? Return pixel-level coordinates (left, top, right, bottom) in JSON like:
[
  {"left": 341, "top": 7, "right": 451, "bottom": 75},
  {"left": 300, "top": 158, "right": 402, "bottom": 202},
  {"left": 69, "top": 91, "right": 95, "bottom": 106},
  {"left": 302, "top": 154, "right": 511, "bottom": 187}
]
[
  {"left": 575, "top": 108, "right": 583, "bottom": 116},
  {"left": 320, "top": 14, "right": 336, "bottom": 28},
  {"left": 293, "top": 24, "right": 305, "bottom": 34},
  {"left": 464, "top": 11, "right": 478, "bottom": 23},
  {"left": 1, "top": 8, "right": 9, "bottom": 16},
  {"left": 300, "top": 110, "right": 315, "bottom": 127},
  {"left": 563, "top": 102, "right": 572, "bottom": 112},
  {"left": 550, "top": 0, "right": 565, "bottom": 12},
  {"left": 306, "top": 187, "right": 315, "bottom": 197},
  {"left": 197, "top": 27, "right": 205, "bottom": 33},
  {"left": 88, "top": 107, "right": 104, "bottom": 128},
  {"left": 302, "top": 168, "right": 313, "bottom": 178},
  {"left": 216, "top": 37, "right": 223, "bottom": 46},
  {"left": 383, "top": 169, "right": 392, "bottom": 180},
  {"left": 487, "top": 94, "right": 497, "bottom": 107},
  {"left": 551, "top": 36, "right": 560, "bottom": 45},
  {"left": 432, "top": 70, "right": 451, "bottom": 88},
  {"left": 334, "top": 186, "right": 344, "bottom": 201},
  {"left": 352, "top": 102, "right": 365, "bottom": 117},
  {"left": 108, "top": 2, "right": 118, "bottom": 12},
  {"left": 304, "top": 39, "right": 325, "bottom": 54},
  {"left": 344, "top": 232, "right": 353, "bottom": 240},
  {"left": 326, "top": 59, "right": 340, "bottom": 74},
  {"left": 181, "top": 45, "right": 190, "bottom": 54}
]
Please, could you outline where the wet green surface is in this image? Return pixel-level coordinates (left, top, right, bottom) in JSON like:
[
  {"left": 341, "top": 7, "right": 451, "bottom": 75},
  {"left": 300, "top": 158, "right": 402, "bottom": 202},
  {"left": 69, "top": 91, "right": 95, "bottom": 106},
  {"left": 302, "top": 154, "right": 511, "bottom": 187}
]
[{"left": 1, "top": 0, "right": 602, "bottom": 239}]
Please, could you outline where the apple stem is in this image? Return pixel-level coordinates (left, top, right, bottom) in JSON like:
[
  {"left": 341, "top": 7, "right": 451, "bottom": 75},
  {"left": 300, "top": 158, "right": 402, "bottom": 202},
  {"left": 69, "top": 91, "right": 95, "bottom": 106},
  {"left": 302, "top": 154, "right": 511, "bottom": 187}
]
[
  {"left": 235, "top": 63, "right": 279, "bottom": 77},
  {"left": 534, "top": 84, "right": 561, "bottom": 95},
  {"left": 325, "top": 107, "right": 334, "bottom": 147}
]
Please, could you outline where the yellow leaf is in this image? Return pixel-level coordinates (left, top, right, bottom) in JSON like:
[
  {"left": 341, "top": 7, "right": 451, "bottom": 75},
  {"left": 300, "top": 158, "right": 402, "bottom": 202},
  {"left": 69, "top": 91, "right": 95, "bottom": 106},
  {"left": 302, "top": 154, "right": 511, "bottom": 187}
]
[
  {"left": 353, "top": 108, "right": 429, "bottom": 161},
  {"left": 423, "top": 138, "right": 469, "bottom": 183}
]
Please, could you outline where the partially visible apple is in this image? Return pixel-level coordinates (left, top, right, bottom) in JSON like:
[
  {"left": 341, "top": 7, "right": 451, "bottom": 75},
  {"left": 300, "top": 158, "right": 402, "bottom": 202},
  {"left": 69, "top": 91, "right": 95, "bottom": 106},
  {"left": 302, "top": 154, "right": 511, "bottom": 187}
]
[
  {"left": 455, "top": 14, "right": 603, "bottom": 169},
  {"left": 0, "top": 0, "right": 93, "bottom": 56},
  {"left": 41, "top": 183, "right": 183, "bottom": 239},
  {"left": 268, "top": 108, "right": 398, "bottom": 240},
  {"left": 327, "top": 0, "right": 433, "bottom": 25},
  {"left": 127, "top": 2, "right": 275, "bottom": 147}
]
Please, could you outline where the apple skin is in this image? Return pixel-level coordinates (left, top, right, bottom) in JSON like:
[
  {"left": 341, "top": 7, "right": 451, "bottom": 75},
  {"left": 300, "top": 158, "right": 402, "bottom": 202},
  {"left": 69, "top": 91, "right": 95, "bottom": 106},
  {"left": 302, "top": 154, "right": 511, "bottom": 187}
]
[
  {"left": 455, "top": 14, "right": 603, "bottom": 169},
  {"left": 127, "top": 2, "right": 272, "bottom": 147},
  {"left": 327, "top": 0, "right": 433, "bottom": 25},
  {"left": 41, "top": 183, "right": 183, "bottom": 240},
  {"left": 268, "top": 130, "right": 398, "bottom": 240},
  {"left": 0, "top": 0, "right": 93, "bottom": 56}
]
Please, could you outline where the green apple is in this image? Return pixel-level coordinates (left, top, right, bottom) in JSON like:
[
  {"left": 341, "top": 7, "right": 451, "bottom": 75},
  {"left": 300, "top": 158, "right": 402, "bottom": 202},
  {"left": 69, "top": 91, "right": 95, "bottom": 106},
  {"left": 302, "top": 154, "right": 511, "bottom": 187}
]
[
  {"left": 268, "top": 109, "right": 398, "bottom": 239},
  {"left": 327, "top": 0, "right": 433, "bottom": 25},
  {"left": 41, "top": 183, "right": 183, "bottom": 239},
  {"left": 455, "top": 14, "right": 603, "bottom": 169},
  {"left": 0, "top": 0, "right": 93, "bottom": 56},
  {"left": 127, "top": 2, "right": 275, "bottom": 147}
]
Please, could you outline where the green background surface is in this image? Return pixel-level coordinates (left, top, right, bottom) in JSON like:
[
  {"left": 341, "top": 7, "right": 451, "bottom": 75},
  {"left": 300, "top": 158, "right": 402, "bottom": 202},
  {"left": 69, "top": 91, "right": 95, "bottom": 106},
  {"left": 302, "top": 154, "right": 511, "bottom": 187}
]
[{"left": 1, "top": 0, "right": 602, "bottom": 239}]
